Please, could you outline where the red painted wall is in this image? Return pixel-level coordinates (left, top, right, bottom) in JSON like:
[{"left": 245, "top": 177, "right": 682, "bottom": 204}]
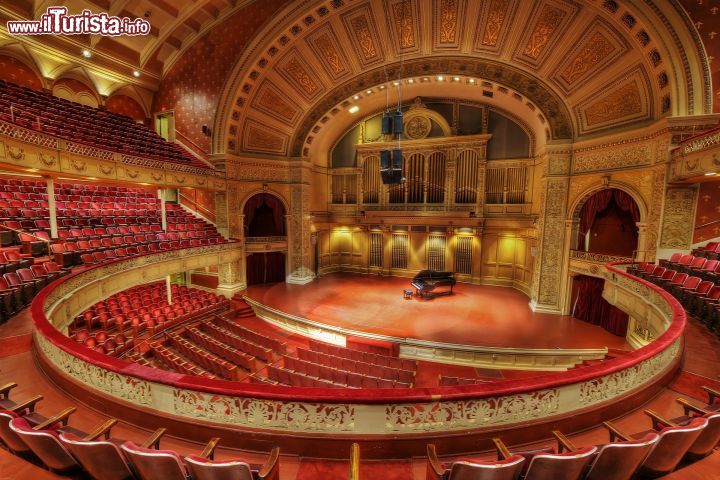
[
  {"left": 0, "top": 55, "right": 42, "bottom": 90},
  {"left": 106, "top": 94, "right": 147, "bottom": 122},
  {"left": 152, "top": 0, "right": 288, "bottom": 152},
  {"left": 694, "top": 181, "right": 720, "bottom": 243},
  {"left": 679, "top": 1, "right": 720, "bottom": 112}
]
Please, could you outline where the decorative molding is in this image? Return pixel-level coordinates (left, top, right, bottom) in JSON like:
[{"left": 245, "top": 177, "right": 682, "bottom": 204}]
[{"left": 659, "top": 186, "right": 698, "bottom": 249}]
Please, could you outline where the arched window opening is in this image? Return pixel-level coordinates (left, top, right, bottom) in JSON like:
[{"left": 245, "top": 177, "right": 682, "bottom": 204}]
[
  {"left": 578, "top": 189, "right": 640, "bottom": 257},
  {"left": 571, "top": 275, "right": 629, "bottom": 337},
  {"left": 243, "top": 193, "right": 286, "bottom": 237}
]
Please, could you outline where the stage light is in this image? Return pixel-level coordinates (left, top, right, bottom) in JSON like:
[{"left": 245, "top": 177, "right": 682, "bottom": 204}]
[
  {"left": 453, "top": 76, "right": 460, "bottom": 82},
  {"left": 353, "top": 95, "right": 360, "bottom": 100},
  {"left": 132, "top": 70, "right": 141, "bottom": 78},
  {"left": 408, "top": 78, "right": 414, "bottom": 83},
  {"left": 366, "top": 89, "right": 373, "bottom": 94},
  {"left": 705, "top": 172, "right": 717, "bottom": 176},
  {"left": 469, "top": 78, "right": 476, "bottom": 84},
  {"left": 437, "top": 75, "right": 445, "bottom": 81},
  {"left": 379, "top": 85, "right": 385, "bottom": 89},
  {"left": 348, "top": 105, "right": 360, "bottom": 114},
  {"left": 393, "top": 81, "right": 400, "bottom": 86},
  {"left": 82, "top": 49, "right": 92, "bottom": 58}
]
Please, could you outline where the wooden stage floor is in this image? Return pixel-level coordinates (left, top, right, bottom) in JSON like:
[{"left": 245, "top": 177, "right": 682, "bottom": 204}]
[{"left": 245, "top": 273, "right": 629, "bottom": 350}]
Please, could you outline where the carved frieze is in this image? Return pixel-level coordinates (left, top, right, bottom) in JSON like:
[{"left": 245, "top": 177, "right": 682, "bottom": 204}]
[
  {"left": 242, "top": 119, "right": 289, "bottom": 155},
  {"left": 306, "top": 25, "right": 352, "bottom": 80},
  {"left": 659, "top": 186, "right": 698, "bottom": 250},
  {"left": 342, "top": 6, "right": 385, "bottom": 67},
  {"left": 276, "top": 49, "right": 325, "bottom": 102},
  {"left": 252, "top": 80, "right": 302, "bottom": 126},
  {"left": 475, "top": 0, "right": 514, "bottom": 51}
]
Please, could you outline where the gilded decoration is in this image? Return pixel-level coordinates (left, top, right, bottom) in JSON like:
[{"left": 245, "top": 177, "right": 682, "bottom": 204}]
[
  {"left": 307, "top": 26, "right": 350, "bottom": 79},
  {"left": 584, "top": 81, "right": 643, "bottom": 127},
  {"left": 390, "top": 0, "right": 416, "bottom": 49},
  {"left": 405, "top": 115, "right": 432, "bottom": 140},
  {"left": 242, "top": 119, "right": 289, "bottom": 154},
  {"left": 558, "top": 24, "right": 624, "bottom": 91},
  {"left": 436, "top": 0, "right": 460, "bottom": 45},
  {"left": 534, "top": 174, "right": 569, "bottom": 309},
  {"left": 521, "top": 3, "right": 567, "bottom": 61},
  {"left": 659, "top": 186, "right": 698, "bottom": 249},
  {"left": 252, "top": 81, "right": 302, "bottom": 126},
  {"left": 479, "top": 0, "right": 511, "bottom": 48},
  {"left": 343, "top": 8, "right": 383, "bottom": 67},
  {"left": 277, "top": 50, "right": 324, "bottom": 100}
]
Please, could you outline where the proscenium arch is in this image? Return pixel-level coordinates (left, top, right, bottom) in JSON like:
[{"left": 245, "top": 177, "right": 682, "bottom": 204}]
[{"left": 211, "top": 0, "right": 712, "bottom": 156}]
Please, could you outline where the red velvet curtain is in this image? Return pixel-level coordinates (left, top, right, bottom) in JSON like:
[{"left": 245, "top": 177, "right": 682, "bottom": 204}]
[
  {"left": 243, "top": 194, "right": 286, "bottom": 235},
  {"left": 578, "top": 189, "right": 640, "bottom": 244},
  {"left": 612, "top": 189, "right": 640, "bottom": 223},
  {"left": 246, "top": 252, "right": 286, "bottom": 285},
  {"left": 572, "top": 275, "right": 628, "bottom": 336}
]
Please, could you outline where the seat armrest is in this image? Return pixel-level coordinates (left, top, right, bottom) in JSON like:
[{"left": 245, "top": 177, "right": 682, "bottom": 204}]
[
  {"left": 9, "top": 395, "right": 43, "bottom": 414},
  {"left": 140, "top": 427, "right": 167, "bottom": 449},
  {"left": 677, "top": 398, "right": 710, "bottom": 417},
  {"left": 552, "top": 430, "right": 578, "bottom": 453},
  {"left": 426, "top": 444, "right": 445, "bottom": 479},
  {"left": 258, "top": 446, "right": 280, "bottom": 480},
  {"left": 493, "top": 437, "right": 513, "bottom": 460},
  {"left": 199, "top": 437, "right": 220, "bottom": 460},
  {"left": 645, "top": 409, "right": 677, "bottom": 428},
  {"left": 83, "top": 418, "right": 117, "bottom": 441},
  {"left": 703, "top": 386, "right": 720, "bottom": 405},
  {"left": 0, "top": 382, "right": 17, "bottom": 399},
  {"left": 34, "top": 406, "right": 76, "bottom": 430},
  {"left": 603, "top": 421, "right": 631, "bottom": 442}
]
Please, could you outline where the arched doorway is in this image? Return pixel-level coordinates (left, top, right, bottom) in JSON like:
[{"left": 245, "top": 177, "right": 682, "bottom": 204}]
[
  {"left": 243, "top": 193, "right": 287, "bottom": 285},
  {"left": 577, "top": 188, "right": 640, "bottom": 258}
]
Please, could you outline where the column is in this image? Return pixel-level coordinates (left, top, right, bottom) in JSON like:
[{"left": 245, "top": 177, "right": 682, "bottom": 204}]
[
  {"left": 166, "top": 276, "right": 173, "bottom": 305},
  {"left": 635, "top": 222, "right": 647, "bottom": 262},
  {"left": 217, "top": 258, "right": 245, "bottom": 298},
  {"left": 287, "top": 163, "right": 315, "bottom": 285},
  {"left": 45, "top": 176, "right": 58, "bottom": 239},
  {"left": 158, "top": 188, "right": 167, "bottom": 231},
  {"left": 529, "top": 150, "right": 571, "bottom": 314}
]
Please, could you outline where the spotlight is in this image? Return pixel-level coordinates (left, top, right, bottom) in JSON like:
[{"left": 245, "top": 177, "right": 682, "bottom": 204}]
[
  {"left": 408, "top": 78, "right": 414, "bottom": 83},
  {"left": 437, "top": 75, "right": 445, "bottom": 81},
  {"left": 353, "top": 95, "right": 360, "bottom": 100},
  {"left": 132, "top": 70, "right": 141, "bottom": 78},
  {"left": 348, "top": 106, "right": 360, "bottom": 114},
  {"left": 366, "top": 89, "right": 372, "bottom": 94},
  {"left": 82, "top": 49, "right": 92, "bottom": 58},
  {"left": 453, "top": 76, "right": 460, "bottom": 82},
  {"left": 469, "top": 78, "right": 476, "bottom": 84}
]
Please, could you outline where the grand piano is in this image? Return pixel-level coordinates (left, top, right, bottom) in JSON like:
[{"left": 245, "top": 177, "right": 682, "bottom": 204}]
[{"left": 411, "top": 270, "right": 456, "bottom": 299}]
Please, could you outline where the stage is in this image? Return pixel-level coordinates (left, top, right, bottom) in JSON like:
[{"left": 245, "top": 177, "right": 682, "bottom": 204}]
[{"left": 244, "top": 273, "right": 629, "bottom": 368}]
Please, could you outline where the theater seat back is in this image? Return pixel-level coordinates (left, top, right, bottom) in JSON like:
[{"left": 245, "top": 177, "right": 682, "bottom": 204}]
[
  {"left": 585, "top": 432, "right": 658, "bottom": 480},
  {"left": 0, "top": 410, "right": 31, "bottom": 453},
  {"left": 637, "top": 417, "right": 707, "bottom": 477},
  {"left": 686, "top": 412, "right": 720, "bottom": 459},
  {"left": 121, "top": 441, "right": 189, "bottom": 480},
  {"left": 185, "top": 455, "right": 255, "bottom": 480},
  {"left": 60, "top": 433, "right": 134, "bottom": 480},
  {"left": 446, "top": 455, "right": 525, "bottom": 480},
  {"left": 9, "top": 417, "right": 79, "bottom": 472},
  {"left": 524, "top": 446, "right": 597, "bottom": 480}
]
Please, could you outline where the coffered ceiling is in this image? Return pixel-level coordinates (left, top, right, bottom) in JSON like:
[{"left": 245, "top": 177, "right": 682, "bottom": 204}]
[{"left": 215, "top": 0, "right": 710, "bottom": 159}]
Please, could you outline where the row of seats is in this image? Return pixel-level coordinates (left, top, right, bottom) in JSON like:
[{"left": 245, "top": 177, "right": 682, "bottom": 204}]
[
  {"left": 163, "top": 332, "right": 245, "bottom": 381},
  {"left": 69, "top": 283, "right": 230, "bottom": 356},
  {"left": 308, "top": 339, "right": 416, "bottom": 372},
  {"left": 213, "top": 315, "right": 287, "bottom": 355},
  {"left": 0, "top": 79, "right": 210, "bottom": 170},
  {"left": 0, "top": 381, "right": 280, "bottom": 479},
  {"left": 264, "top": 364, "right": 340, "bottom": 388},
  {"left": 297, "top": 347, "right": 415, "bottom": 384},
  {"left": 282, "top": 355, "right": 411, "bottom": 389},
  {"left": 184, "top": 326, "right": 257, "bottom": 372},
  {"left": 0, "top": 261, "right": 69, "bottom": 323},
  {"left": 197, "top": 321, "right": 274, "bottom": 362},
  {"left": 428, "top": 386, "right": 720, "bottom": 479},
  {"left": 630, "top": 258, "right": 720, "bottom": 333}
]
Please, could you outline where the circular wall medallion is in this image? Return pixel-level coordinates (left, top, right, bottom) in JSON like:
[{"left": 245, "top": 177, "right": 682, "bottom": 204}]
[{"left": 405, "top": 115, "right": 432, "bottom": 139}]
